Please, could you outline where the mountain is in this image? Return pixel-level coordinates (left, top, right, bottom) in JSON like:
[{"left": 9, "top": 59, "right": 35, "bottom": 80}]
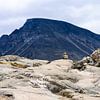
[{"left": 0, "top": 18, "right": 100, "bottom": 60}]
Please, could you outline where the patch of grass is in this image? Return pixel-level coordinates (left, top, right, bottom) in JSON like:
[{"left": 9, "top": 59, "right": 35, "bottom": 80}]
[
  {"left": 10, "top": 62, "right": 29, "bottom": 68},
  {"left": 0, "top": 61, "right": 8, "bottom": 64}
]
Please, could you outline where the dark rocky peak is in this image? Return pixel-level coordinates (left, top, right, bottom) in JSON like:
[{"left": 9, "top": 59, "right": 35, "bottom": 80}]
[
  {"left": 0, "top": 18, "right": 100, "bottom": 60},
  {"left": 0, "top": 34, "right": 9, "bottom": 42},
  {"left": 20, "top": 18, "right": 99, "bottom": 38}
]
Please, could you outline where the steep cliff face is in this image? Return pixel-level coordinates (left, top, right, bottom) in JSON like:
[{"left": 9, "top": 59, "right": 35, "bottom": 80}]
[{"left": 0, "top": 18, "right": 100, "bottom": 60}]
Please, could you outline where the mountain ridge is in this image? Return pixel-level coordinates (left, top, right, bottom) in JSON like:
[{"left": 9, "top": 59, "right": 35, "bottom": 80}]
[{"left": 0, "top": 18, "right": 100, "bottom": 60}]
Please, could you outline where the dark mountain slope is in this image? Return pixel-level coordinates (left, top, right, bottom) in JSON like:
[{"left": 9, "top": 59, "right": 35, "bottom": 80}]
[{"left": 0, "top": 18, "right": 100, "bottom": 60}]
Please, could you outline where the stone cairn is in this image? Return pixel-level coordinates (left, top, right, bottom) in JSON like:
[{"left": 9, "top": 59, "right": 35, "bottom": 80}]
[{"left": 63, "top": 52, "right": 68, "bottom": 59}]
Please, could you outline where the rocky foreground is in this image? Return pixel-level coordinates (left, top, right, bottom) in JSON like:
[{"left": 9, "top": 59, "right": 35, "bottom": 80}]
[{"left": 0, "top": 49, "right": 99, "bottom": 100}]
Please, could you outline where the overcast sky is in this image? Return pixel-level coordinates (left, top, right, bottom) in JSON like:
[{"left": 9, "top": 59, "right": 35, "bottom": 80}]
[{"left": 0, "top": 0, "right": 100, "bottom": 36}]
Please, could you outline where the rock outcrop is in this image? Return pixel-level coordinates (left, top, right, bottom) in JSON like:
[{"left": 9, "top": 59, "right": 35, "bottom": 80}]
[
  {"left": 0, "top": 49, "right": 100, "bottom": 100},
  {"left": 91, "top": 49, "right": 100, "bottom": 67},
  {"left": 72, "top": 49, "right": 100, "bottom": 70}
]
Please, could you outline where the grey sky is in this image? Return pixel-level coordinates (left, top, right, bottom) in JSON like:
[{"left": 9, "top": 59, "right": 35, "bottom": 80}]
[{"left": 0, "top": 0, "right": 100, "bottom": 36}]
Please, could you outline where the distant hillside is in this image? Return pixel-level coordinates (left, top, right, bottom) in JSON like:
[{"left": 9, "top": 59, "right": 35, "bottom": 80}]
[{"left": 0, "top": 18, "right": 100, "bottom": 60}]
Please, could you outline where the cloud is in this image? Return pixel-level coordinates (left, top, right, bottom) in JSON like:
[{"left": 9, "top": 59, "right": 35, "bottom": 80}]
[{"left": 0, "top": 0, "right": 100, "bottom": 36}]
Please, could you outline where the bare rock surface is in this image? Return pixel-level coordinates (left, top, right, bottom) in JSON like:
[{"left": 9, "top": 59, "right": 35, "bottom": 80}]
[{"left": 0, "top": 50, "right": 100, "bottom": 100}]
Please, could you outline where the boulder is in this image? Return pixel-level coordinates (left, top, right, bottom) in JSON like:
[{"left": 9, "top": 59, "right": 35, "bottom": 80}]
[
  {"left": 91, "top": 49, "right": 100, "bottom": 62},
  {"left": 58, "top": 89, "right": 75, "bottom": 98},
  {"left": 72, "top": 61, "right": 86, "bottom": 71},
  {"left": 0, "top": 91, "right": 14, "bottom": 100},
  {"left": 91, "top": 49, "right": 100, "bottom": 67}
]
